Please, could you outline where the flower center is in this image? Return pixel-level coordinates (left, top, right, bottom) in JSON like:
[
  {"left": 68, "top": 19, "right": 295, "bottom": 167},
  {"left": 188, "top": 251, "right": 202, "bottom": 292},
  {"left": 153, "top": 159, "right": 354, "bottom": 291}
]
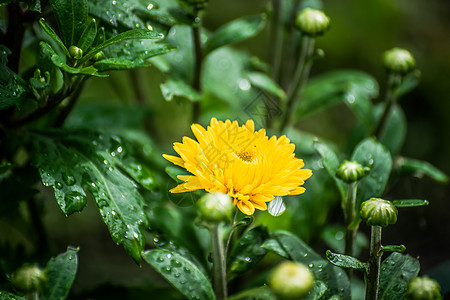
[{"left": 235, "top": 146, "right": 259, "bottom": 163}]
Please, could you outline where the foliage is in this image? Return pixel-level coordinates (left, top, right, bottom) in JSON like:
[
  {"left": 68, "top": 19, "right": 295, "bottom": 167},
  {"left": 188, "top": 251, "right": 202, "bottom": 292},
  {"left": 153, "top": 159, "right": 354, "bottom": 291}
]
[{"left": 0, "top": 0, "right": 447, "bottom": 299}]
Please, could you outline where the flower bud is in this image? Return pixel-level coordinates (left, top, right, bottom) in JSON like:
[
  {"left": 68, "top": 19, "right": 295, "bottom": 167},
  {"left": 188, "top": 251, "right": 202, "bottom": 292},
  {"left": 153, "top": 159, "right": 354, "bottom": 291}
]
[
  {"left": 295, "top": 8, "right": 330, "bottom": 37},
  {"left": 360, "top": 198, "right": 398, "bottom": 228},
  {"left": 383, "top": 47, "right": 415, "bottom": 73},
  {"left": 92, "top": 51, "right": 105, "bottom": 61},
  {"left": 268, "top": 261, "right": 314, "bottom": 299},
  {"left": 10, "top": 264, "right": 47, "bottom": 293},
  {"left": 69, "top": 45, "right": 83, "bottom": 59},
  {"left": 197, "top": 192, "right": 234, "bottom": 223},
  {"left": 407, "top": 276, "right": 442, "bottom": 300},
  {"left": 336, "top": 160, "right": 370, "bottom": 183}
]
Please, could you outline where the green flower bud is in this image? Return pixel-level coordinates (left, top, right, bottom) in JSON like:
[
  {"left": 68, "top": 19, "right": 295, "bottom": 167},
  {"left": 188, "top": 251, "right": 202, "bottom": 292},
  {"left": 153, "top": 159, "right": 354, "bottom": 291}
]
[
  {"left": 269, "top": 261, "right": 314, "bottom": 299},
  {"left": 383, "top": 47, "right": 415, "bottom": 73},
  {"left": 10, "top": 264, "right": 47, "bottom": 293},
  {"left": 197, "top": 192, "right": 234, "bottom": 223},
  {"left": 295, "top": 8, "right": 330, "bottom": 37},
  {"left": 69, "top": 45, "right": 83, "bottom": 60},
  {"left": 407, "top": 276, "right": 442, "bottom": 300},
  {"left": 336, "top": 160, "right": 370, "bottom": 183},
  {"left": 92, "top": 51, "right": 105, "bottom": 61},
  {"left": 360, "top": 198, "right": 398, "bottom": 228}
]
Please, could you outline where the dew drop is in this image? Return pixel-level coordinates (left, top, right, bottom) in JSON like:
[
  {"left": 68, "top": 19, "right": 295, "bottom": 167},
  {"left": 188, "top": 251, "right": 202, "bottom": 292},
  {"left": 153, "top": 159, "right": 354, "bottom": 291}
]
[
  {"left": 157, "top": 256, "right": 164, "bottom": 263},
  {"left": 171, "top": 260, "right": 182, "bottom": 267},
  {"left": 238, "top": 78, "right": 251, "bottom": 91},
  {"left": 161, "top": 266, "right": 171, "bottom": 274},
  {"left": 166, "top": 253, "right": 172, "bottom": 259},
  {"left": 308, "top": 263, "right": 314, "bottom": 268},
  {"left": 303, "top": 253, "right": 308, "bottom": 257},
  {"left": 111, "top": 210, "right": 116, "bottom": 216},
  {"left": 244, "top": 257, "right": 252, "bottom": 263},
  {"left": 55, "top": 181, "right": 63, "bottom": 189},
  {"left": 62, "top": 173, "right": 76, "bottom": 185},
  {"left": 147, "top": 3, "right": 153, "bottom": 10},
  {"left": 174, "top": 272, "right": 181, "bottom": 278},
  {"left": 183, "top": 267, "right": 191, "bottom": 273}
]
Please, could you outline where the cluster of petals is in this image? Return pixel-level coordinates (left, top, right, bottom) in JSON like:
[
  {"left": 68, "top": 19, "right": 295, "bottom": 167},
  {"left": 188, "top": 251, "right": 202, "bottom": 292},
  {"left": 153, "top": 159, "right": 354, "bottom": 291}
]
[{"left": 163, "top": 118, "right": 312, "bottom": 215}]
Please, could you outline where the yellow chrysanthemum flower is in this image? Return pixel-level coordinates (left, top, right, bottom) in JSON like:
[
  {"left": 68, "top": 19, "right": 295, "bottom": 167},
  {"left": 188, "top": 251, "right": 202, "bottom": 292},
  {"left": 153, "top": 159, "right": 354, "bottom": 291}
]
[{"left": 163, "top": 118, "right": 312, "bottom": 215}]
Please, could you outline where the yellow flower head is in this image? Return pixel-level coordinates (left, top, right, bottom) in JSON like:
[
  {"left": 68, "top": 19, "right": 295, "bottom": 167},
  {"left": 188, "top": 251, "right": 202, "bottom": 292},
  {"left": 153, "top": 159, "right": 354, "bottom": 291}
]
[{"left": 163, "top": 118, "right": 312, "bottom": 215}]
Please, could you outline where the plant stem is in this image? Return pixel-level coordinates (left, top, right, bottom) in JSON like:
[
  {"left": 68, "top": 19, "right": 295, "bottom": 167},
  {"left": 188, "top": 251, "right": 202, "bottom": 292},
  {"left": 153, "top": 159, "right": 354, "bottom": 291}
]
[
  {"left": 210, "top": 224, "right": 227, "bottom": 300},
  {"left": 280, "top": 36, "right": 315, "bottom": 132},
  {"left": 191, "top": 10, "right": 203, "bottom": 123},
  {"left": 373, "top": 73, "right": 401, "bottom": 137},
  {"left": 53, "top": 77, "right": 86, "bottom": 127},
  {"left": 344, "top": 182, "right": 358, "bottom": 257},
  {"left": 365, "top": 225, "right": 382, "bottom": 300}
]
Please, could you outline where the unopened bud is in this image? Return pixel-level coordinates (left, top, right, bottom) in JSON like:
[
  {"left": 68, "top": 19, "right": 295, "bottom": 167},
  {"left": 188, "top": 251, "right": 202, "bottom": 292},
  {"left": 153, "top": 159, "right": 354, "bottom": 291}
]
[
  {"left": 197, "top": 192, "right": 234, "bottom": 223},
  {"left": 360, "top": 198, "right": 398, "bottom": 228},
  {"left": 69, "top": 45, "right": 83, "bottom": 59},
  {"left": 268, "top": 261, "right": 314, "bottom": 299},
  {"left": 295, "top": 8, "right": 330, "bottom": 37},
  {"left": 336, "top": 160, "right": 370, "bottom": 183},
  {"left": 92, "top": 51, "right": 105, "bottom": 61},
  {"left": 10, "top": 264, "right": 47, "bottom": 293},
  {"left": 407, "top": 276, "right": 442, "bottom": 300},
  {"left": 383, "top": 47, "right": 415, "bottom": 73}
]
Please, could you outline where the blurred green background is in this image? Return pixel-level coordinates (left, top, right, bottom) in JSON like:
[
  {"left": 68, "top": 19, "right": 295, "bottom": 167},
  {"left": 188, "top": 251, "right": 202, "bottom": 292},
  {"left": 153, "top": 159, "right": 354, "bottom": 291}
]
[{"left": 29, "top": 0, "right": 450, "bottom": 297}]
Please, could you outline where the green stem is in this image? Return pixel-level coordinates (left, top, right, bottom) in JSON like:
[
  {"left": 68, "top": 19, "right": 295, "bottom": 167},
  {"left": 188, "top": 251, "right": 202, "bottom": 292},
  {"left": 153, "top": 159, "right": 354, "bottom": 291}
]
[
  {"left": 53, "top": 77, "right": 86, "bottom": 127},
  {"left": 365, "top": 225, "right": 382, "bottom": 300},
  {"left": 373, "top": 73, "right": 402, "bottom": 137},
  {"left": 280, "top": 36, "right": 315, "bottom": 132},
  {"left": 210, "top": 224, "right": 227, "bottom": 300},
  {"left": 344, "top": 182, "right": 358, "bottom": 258},
  {"left": 191, "top": 11, "right": 203, "bottom": 123}
]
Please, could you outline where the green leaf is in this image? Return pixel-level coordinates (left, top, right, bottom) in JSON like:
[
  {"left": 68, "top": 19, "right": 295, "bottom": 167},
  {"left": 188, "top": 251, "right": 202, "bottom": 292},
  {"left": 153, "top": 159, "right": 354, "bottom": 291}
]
[
  {"left": 30, "top": 129, "right": 150, "bottom": 262},
  {"left": 395, "top": 157, "right": 449, "bottom": 183},
  {"left": 160, "top": 77, "right": 202, "bottom": 102},
  {"left": 228, "top": 287, "right": 275, "bottom": 300},
  {"left": 40, "top": 42, "right": 102, "bottom": 76},
  {"left": 262, "top": 231, "right": 350, "bottom": 299},
  {"left": 0, "top": 291, "right": 25, "bottom": 300},
  {"left": 378, "top": 252, "right": 420, "bottom": 300},
  {"left": 313, "top": 140, "right": 346, "bottom": 206},
  {"left": 79, "top": 28, "right": 163, "bottom": 65},
  {"left": 143, "top": 249, "right": 215, "bottom": 300},
  {"left": 246, "top": 71, "right": 286, "bottom": 99},
  {"left": 304, "top": 281, "right": 328, "bottom": 300},
  {"left": 0, "top": 46, "right": 28, "bottom": 110},
  {"left": 397, "top": 70, "right": 421, "bottom": 97},
  {"left": 77, "top": 18, "right": 97, "bottom": 52},
  {"left": 392, "top": 199, "right": 429, "bottom": 208},
  {"left": 228, "top": 226, "right": 269, "bottom": 278},
  {"left": 49, "top": 0, "right": 88, "bottom": 46},
  {"left": 39, "top": 18, "right": 70, "bottom": 57},
  {"left": 326, "top": 250, "right": 367, "bottom": 272},
  {"left": 379, "top": 245, "right": 406, "bottom": 255},
  {"left": 42, "top": 246, "right": 79, "bottom": 300},
  {"left": 377, "top": 103, "right": 407, "bottom": 156},
  {"left": 297, "top": 70, "right": 379, "bottom": 129},
  {"left": 204, "top": 14, "right": 267, "bottom": 56},
  {"left": 351, "top": 137, "right": 392, "bottom": 208}
]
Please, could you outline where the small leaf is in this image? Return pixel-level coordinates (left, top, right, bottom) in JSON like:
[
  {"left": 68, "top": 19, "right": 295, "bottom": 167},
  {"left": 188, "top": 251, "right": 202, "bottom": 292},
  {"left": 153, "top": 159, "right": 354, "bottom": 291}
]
[
  {"left": 392, "top": 199, "right": 429, "bottom": 208},
  {"left": 204, "top": 14, "right": 266, "bottom": 56},
  {"left": 397, "top": 70, "right": 421, "bottom": 97},
  {"left": 313, "top": 140, "right": 346, "bottom": 206},
  {"left": 379, "top": 245, "right": 406, "bottom": 255},
  {"left": 77, "top": 18, "right": 97, "bottom": 52},
  {"left": 49, "top": 0, "right": 88, "bottom": 46},
  {"left": 378, "top": 252, "right": 420, "bottom": 300},
  {"left": 143, "top": 249, "right": 215, "bottom": 300},
  {"left": 228, "top": 286, "right": 275, "bottom": 300},
  {"left": 39, "top": 18, "right": 70, "bottom": 57},
  {"left": 42, "top": 246, "right": 79, "bottom": 300},
  {"left": 0, "top": 46, "right": 28, "bottom": 109},
  {"left": 377, "top": 103, "right": 407, "bottom": 156},
  {"left": 0, "top": 291, "right": 25, "bottom": 300},
  {"left": 160, "top": 77, "right": 201, "bottom": 102},
  {"left": 79, "top": 29, "right": 163, "bottom": 65},
  {"left": 246, "top": 71, "right": 286, "bottom": 99},
  {"left": 351, "top": 137, "right": 392, "bottom": 208},
  {"left": 228, "top": 226, "right": 269, "bottom": 278},
  {"left": 326, "top": 250, "right": 367, "bottom": 272},
  {"left": 395, "top": 157, "right": 449, "bottom": 183}
]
